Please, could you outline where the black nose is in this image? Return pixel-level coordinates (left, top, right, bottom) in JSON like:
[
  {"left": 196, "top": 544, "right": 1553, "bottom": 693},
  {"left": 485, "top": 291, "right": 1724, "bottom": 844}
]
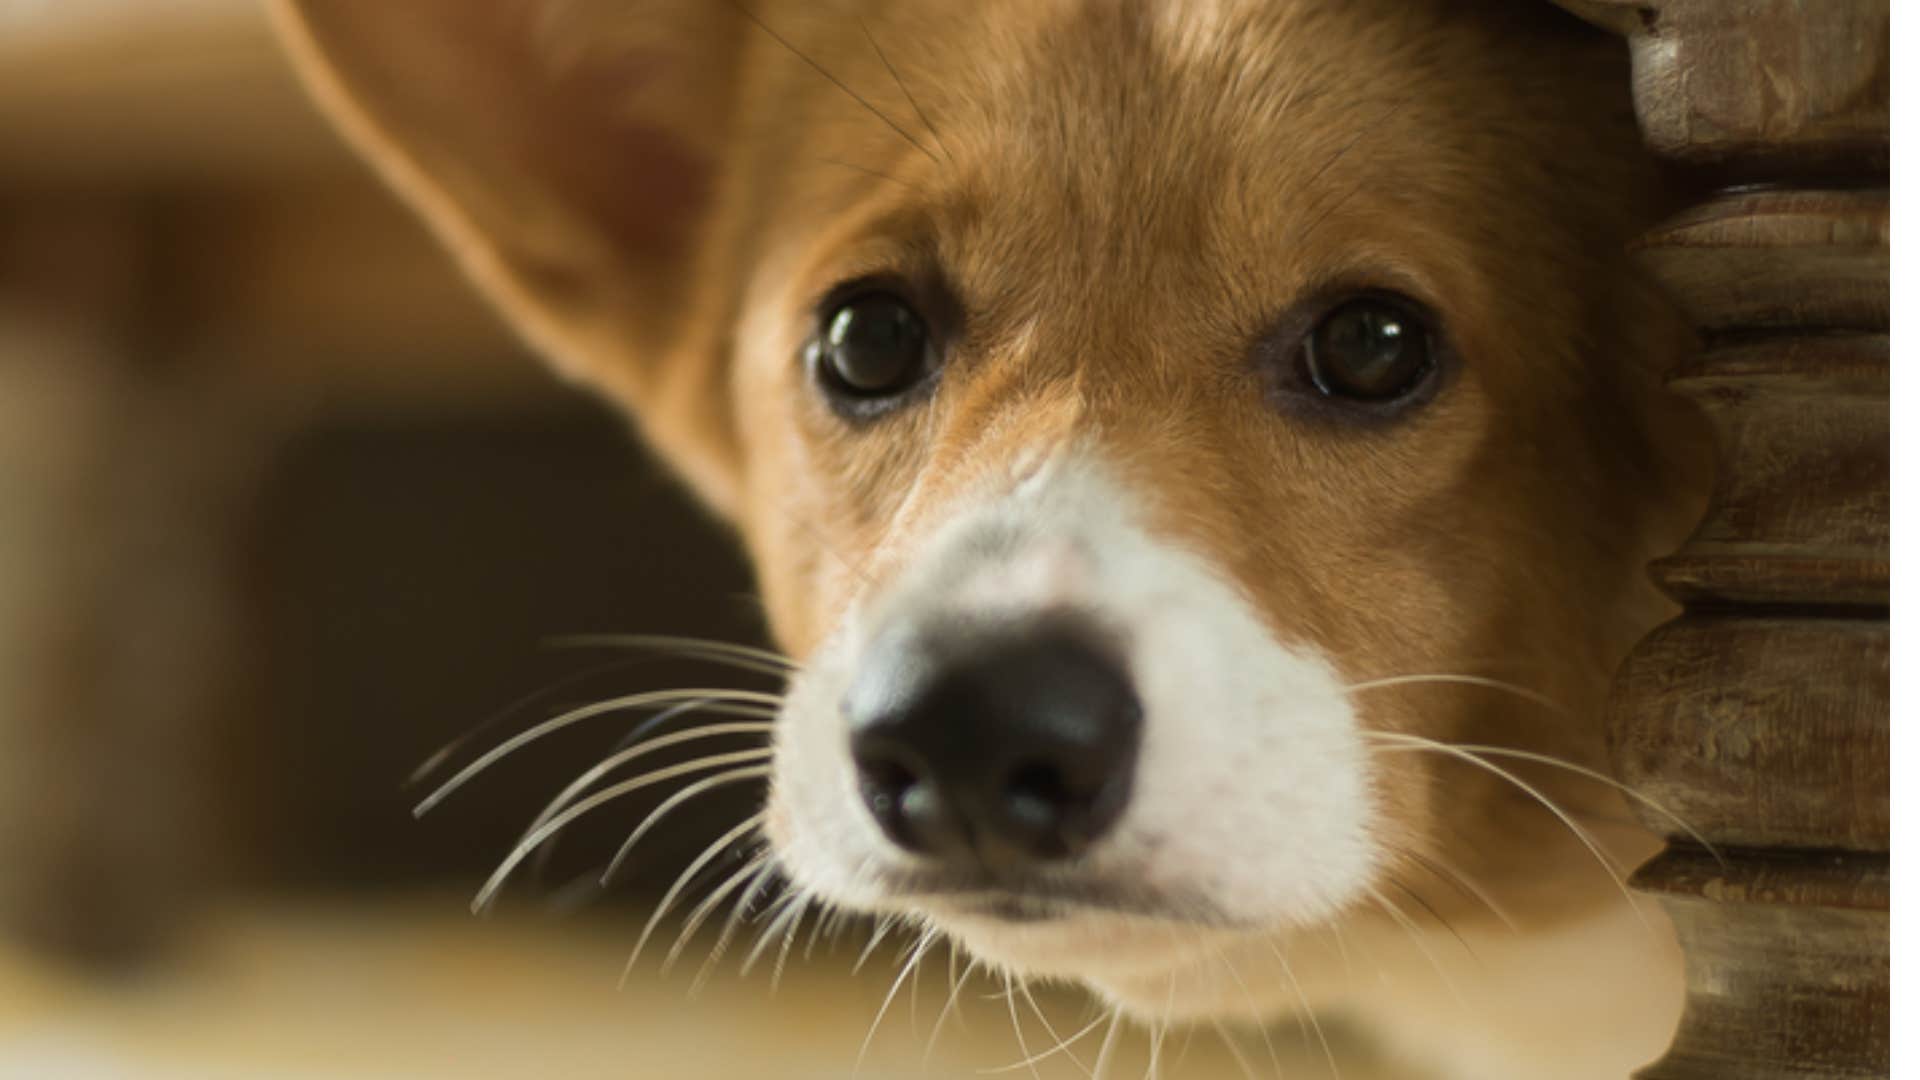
[{"left": 846, "top": 616, "right": 1141, "bottom": 868}]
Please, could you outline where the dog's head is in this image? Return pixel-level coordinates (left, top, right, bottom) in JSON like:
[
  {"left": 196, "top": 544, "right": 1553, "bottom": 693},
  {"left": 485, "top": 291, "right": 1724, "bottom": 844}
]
[{"left": 280, "top": 0, "right": 1705, "bottom": 1023}]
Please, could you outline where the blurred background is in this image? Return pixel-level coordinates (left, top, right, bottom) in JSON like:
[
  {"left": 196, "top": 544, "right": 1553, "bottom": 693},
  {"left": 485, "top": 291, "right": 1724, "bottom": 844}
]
[{"left": 0, "top": 3, "right": 1391, "bottom": 1077}]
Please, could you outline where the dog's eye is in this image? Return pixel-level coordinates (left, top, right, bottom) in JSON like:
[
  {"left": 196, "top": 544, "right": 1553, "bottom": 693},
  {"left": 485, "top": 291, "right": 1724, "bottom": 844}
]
[
  {"left": 811, "top": 292, "right": 930, "bottom": 404},
  {"left": 1302, "top": 296, "right": 1435, "bottom": 401}
]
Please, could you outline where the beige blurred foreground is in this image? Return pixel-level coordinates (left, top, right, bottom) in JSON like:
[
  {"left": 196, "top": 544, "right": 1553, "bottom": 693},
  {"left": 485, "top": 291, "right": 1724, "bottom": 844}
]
[{"left": 0, "top": 898, "right": 1412, "bottom": 1080}]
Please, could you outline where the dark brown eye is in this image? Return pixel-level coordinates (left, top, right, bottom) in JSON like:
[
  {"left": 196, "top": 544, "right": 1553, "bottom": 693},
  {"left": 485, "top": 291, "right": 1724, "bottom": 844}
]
[
  {"left": 1303, "top": 296, "right": 1435, "bottom": 401},
  {"left": 812, "top": 292, "right": 930, "bottom": 402}
]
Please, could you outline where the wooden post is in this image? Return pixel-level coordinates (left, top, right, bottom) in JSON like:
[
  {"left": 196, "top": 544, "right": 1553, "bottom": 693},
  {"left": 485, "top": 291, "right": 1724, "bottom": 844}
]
[
  {"left": 0, "top": 200, "right": 266, "bottom": 966},
  {"left": 1554, "top": 2, "right": 1889, "bottom": 1076}
]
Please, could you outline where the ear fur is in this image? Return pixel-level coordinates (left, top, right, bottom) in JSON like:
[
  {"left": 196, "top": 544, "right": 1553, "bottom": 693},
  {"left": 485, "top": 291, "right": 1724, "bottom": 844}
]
[{"left": 271, "top": 0, "right": 750, "bottom": 514}]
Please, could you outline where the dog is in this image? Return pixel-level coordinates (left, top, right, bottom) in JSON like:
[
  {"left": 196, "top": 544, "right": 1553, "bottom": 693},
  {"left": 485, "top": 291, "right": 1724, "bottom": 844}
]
[{"left": 273, "top": 1, "right": 1711, "bottom": 1075}]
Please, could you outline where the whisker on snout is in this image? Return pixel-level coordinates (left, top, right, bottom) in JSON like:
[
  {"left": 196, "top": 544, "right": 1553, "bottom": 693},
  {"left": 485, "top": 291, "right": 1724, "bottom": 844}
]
[
  {"left": 1341, "top": 672, "right": 1573, "bottom": 718},
  {"left": 1425, "top": 742, "right": 1720, "bottom": 863},
  {"left": 523, "top": 698, "right": 773, "bottom": 884},
  {"left": 406, "top": 656, "right": 668, "bottom": 786},
  {"left": 524, "top": 713, "right": 772, "bottom": 837},
  {"left": 662, "top": 845, "right": 777, "bottom": 976},
  {"left": 405, "top": 650, "right": 793, "bottom": 1006},
  {"left": 1390, "top": 845, "right": 1519, "bottom": 933},
  {"left": 1364, "top": 883, "right": 1465, "bottom": 1005},
  {"left": 545, "top": 633, "right": 798, "bottom": 676},
  {"left": 1346, "top": 671, "right": 1720, "bottom": 944},
  {"left": 690, "top": 857, "right": 789, "bottom": 993},
  {"left": 600, "top": 762, "right": 772, "bottom": 886},
  {"left": 412, "top": 635, "right": 792, "bottom": 788},
  {"left": 474, "top": 751, "right": 772, "bottom": 913},
  {"left": 742, "top": 886, "right": 814, "bottom": 984},
  {"left": 628, "top": 812, "right": 771, "bottom": 983},
  {"left": 406, "top": 627, "right": 794, "bottom": 997},
  {"left": 417, "top": 687, "right": 782, "bottom": 816},
  {"left": 1361, "top": 731, "right": 1653, "bottom": 936}
]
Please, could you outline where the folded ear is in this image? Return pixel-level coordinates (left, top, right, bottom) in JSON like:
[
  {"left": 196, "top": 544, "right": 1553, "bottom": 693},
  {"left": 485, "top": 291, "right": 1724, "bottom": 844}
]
[{"left": 272, "top": 0, "right": 750, "bottom": 513}]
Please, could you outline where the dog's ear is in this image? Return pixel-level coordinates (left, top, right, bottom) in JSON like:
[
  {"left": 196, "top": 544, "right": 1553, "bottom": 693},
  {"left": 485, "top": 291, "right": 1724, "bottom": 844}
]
[{"left": 273, "top": 1, "right": 750, "bottom": 513}]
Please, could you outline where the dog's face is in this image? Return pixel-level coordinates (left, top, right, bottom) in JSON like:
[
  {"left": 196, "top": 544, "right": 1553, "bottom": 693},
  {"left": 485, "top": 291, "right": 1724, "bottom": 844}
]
[{"left": 281, "top": 0, "right": 1704, "bottom": 1034}]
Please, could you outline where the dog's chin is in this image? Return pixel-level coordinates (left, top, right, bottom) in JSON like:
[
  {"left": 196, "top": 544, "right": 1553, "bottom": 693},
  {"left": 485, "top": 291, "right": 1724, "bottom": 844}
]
[
  {"left": 923, "top": 899, "right": 1215, "bottom": 982},
  {"left": 914, "top": 899, "right": 1298, "bottom": 1024}
]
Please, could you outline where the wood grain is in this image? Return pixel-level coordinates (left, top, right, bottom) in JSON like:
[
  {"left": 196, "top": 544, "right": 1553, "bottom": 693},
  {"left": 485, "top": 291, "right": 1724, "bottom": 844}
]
[
  {"left": 1611, "top": 616, "right": 1888, "bottom": 849},
  {"left": 1553, "top": 0, "right": 1891, "bottom": 1076},
  {"left": 1636, "top": 191, "right": 1888, "bottom": 333},
  {"left": 1634, "top": 850, "right": 1889, "bottom": 1080},
  {"left": 1655, "top": 335, "right": 1887, "bottom": 607},
  {"left": 1557, "top": 0, "right": 1889, "bottom": 174}
]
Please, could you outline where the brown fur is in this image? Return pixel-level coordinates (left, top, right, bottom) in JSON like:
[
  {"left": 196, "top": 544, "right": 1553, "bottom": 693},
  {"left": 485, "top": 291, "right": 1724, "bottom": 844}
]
[{"left": 273, "top": 1, "right": 1710, "bottom": 1072}]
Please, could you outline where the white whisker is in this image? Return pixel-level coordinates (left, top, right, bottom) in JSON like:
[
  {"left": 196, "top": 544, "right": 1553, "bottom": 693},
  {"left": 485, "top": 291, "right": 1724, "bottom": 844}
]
[
  {"left": 1326, "top": 920, "right": 1356, "bottom": 990},
  {"left": 409, "top": 656, "right": 658, "bottom": 786},
  {"left": 601, "top": 763, "right": 771, "bottom": 885},
  {"left": 741, "top": 887, "right": 807, "bottom": 978},
  {"left": 1386, "top": 875, "right": 1479, "bottom": 963},
  {"left": 1146, "top": 971, "right": 1176, "bottom": 1080},
  {"left": 1364, "top": 731, "right": 1652, "bottom": 934},
  {"left": 998, "top": 969, "right": 1043, "bottom": 1080},
  {"left": 1169, "top": 1024, "right": 1201, "bottom": 1076},
  {"left": 471, "top": 752, "right": 770, "bottom": 912},
  {"left": 519, "top": 718, "right": 771, "bottom": 854},
  {"left": 1271, "top": 941, "right": 1342, "bottom": 1080},
  {"left": 547, "top": 633, "right": 797, "bottom": 675},
  {"left": 982, "top": 986, "right": 1103, "bottom": 1075},
  {"left": 1210, "top": 947, "right": 1283, "bottom": 1080},
  {"left": 663, "top": 850, "right": 774, "bottom": 978},
  {"left": 1343, "top": 673, "right": 1571, "bottom": 717},
  {"left": 854, "top": 925, "right": 940, "bottom": 1076},
  {"left": 901, "top": 930, "right": 934, "bottom": 1032},
  {"left": 1437, "top": 742, "right": 1721, "bottom": 863},
  {"left": 1209, "top": 1020, "right": 1261, "bottom": 1080},
  {"left": 807, "top": 905, "right": 847, "bottom": 961},
  {"left": 625, "top": 813, "right": 767, "bottom": 978},
  {"left": 923, "top": 954, "right": 981, "bottom": 1066},
  {"left": 692, "top": 858, "right": 785, "bottom": 993},
  {"left": 766, "top": 894, "right": 813, "bottom": 991},
  {"left": 522, "top": 698, "right": 757, "bottom": 881},
  {"left": 1364, "top": 883, "right": 1463, "bottom": 1005},
  {"left": 1015, "top": 979, "right": 1096, "bottom": 1077},
  {"left": 419, "top": 687, "right": 780, "bottom": 815},
  {"left": 1089, "top": 1009, "right": 1124, "bottom": 1080},
  {"left": 853, "top": 914, "right": 901, "bottom": 974},
  {"left": 1394, "top": 846, "right": 1519, "bottom": 932}
]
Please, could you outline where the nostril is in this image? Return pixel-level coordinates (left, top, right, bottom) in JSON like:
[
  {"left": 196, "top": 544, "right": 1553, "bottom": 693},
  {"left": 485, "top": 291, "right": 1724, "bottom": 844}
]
[
  {"left": 1001, "top": 762, "right": 1077, "bottom": 859},
  {"left": 853, "top": 738, "right": 958, "bottom": 856},
  {"left": 857, "top": 756, "right": 915, "bottom": 817},
  {"left": 1000, "top": 758, "right": 1120, "bottom": 858},
  {"left": 858, "top": 754, "right": 917, "bottom": 799},
  {"left": 1003, "top": 761, "right": 1075, "bottom": 820}
]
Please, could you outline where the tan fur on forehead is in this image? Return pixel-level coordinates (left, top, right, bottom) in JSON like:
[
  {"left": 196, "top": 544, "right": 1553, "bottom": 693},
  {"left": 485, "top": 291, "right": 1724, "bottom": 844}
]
[{"left": 726, "top": 3, "right": 1687, "bottom": 590}]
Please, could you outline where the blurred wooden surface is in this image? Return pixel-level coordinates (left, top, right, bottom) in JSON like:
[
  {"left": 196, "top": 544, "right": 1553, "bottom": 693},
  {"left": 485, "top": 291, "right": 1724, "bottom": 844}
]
[
  {"left": 1560, "top": 0, "right": 1888, "bottom": 174},
  {"left": 0, "top": 0, "right": 539, "bottom": 966},
  {"left": 0, "top": 0, "right": 343, "bottom": 185},
  {"left": 0, "top": 900, "right": 1406, "bottom": 1080},
  {"left": 0, "top": 0, "right": 535, "bottom": 400}
]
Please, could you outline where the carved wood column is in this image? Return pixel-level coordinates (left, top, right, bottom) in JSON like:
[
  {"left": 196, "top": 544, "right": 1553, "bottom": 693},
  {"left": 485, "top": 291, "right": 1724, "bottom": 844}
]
[{"left": 1556, "top": 2, "right": 1889, "bottom": 1076}]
